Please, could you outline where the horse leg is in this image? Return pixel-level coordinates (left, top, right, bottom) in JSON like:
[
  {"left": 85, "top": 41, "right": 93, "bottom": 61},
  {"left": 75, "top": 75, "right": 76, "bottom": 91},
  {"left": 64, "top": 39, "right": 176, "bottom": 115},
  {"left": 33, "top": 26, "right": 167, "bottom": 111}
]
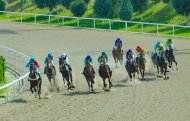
[
  {"left": 86, "top": 78, "right": 91, "bottom": 91},
  {"left": 140, "top": 69, "right": 143, "bottom": 80},
  {"left": 30, "top": 84, "right": 33, "bottom": 93},
  {"left": 70, "top": 73, "right": 75, "bottom": 88},
  {"left": 173, "top": 60, "right": 178, "bottom": 70},
  {"left": 143, "top": 68, "right": 145, "bottom": 80},
  {"left": 108, "top": 78, "right": 113, "bottom": 88},
  {"left": 103, "top": 79, "right": 106, "bottom": 88},
  {"left": 91, "top": 80, "right": 94, "bottom": 92},
  {"left": 128, "top": 72, "right": 132, "bottom": 81}
]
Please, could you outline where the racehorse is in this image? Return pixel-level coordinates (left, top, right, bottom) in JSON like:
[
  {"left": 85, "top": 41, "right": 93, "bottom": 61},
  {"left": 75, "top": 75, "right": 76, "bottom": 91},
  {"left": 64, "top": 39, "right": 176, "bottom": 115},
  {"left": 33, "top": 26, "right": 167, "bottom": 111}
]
[
  {"left": 28, "top": 63, "right": 41, "bottom": 99},
  {"left": 112, "top": 43, "right": 124, "bottom": 67},
  {"left": 166, "top": 44, "right": 178, "bottom": 70},
  {"left": 83, "top": 60, "right": 95, "bottom": 92},
  {"left": 98, "top": 58, "right": 112, "bottom": 91},
  {"left": 137, "top": 51, "right": 146, "bottom": 80},
  {"left": 125, "top": 53, "right": 138, "bottom": 81},
  {"left": 158, "top": 50, "right": 169, "bottom": 80},
  {"left": 60, "top": 60, "right": 74, "bottom": 90},
  {"left": 46, "top": 58, "right": 57, "bottom": 87},
  {"left": 151, "top": 52, "right": 160, "bottom": 75}
]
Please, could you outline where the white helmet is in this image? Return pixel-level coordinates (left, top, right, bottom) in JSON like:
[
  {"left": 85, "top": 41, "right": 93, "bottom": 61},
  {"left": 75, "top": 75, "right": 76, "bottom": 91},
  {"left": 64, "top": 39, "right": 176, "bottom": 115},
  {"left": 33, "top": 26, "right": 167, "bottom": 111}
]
[{"left": 60, "top": 53, "right": 67, "bottom": 59}]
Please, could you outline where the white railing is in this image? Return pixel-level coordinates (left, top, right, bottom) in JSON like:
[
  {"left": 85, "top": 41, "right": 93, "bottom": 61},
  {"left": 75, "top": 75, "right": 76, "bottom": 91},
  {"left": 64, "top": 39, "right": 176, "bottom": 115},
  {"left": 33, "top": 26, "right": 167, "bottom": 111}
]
[
  {"left": 0, "top": 11, "right": 189, "bottom": 38},
  {"left": 0, "top": 45, "right": 29, "bottom": 104}
]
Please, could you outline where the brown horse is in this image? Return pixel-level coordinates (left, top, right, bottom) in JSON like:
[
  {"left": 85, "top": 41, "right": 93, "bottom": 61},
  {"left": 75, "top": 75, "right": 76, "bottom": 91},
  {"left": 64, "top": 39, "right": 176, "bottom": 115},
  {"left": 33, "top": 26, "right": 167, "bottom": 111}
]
[
  {"left": 46, "top": 58, "right": 57, "bottom": 87},
  {"left": 83, "top": 60, "right": 95, "bottom": 92},
  {"left": 125, "top": 53, "right": 138, "bottom": 81},
  {"left": 28, "top": 63, "right": 41, "bottom": 99},
  {"left": 137, "top": 51, "right": 146, "bottom": 80},
  {"left": 158, "top": 50, "right": 169, "bottom": 80},
  {"left": 112, "top": 43, "right": 124, "bottom": 67},
  {"left": 98, "top": 58, "right": 112, "bottom": 91}
]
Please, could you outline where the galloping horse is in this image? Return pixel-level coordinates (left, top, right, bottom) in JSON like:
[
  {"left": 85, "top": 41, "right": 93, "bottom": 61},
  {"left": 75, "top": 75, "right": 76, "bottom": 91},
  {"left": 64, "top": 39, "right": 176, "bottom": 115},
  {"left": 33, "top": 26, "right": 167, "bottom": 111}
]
[
  {"left": 151, "top": 52, "right": 160, "bottom": 75},
  {"left": 28, "top": 63, "right": 41, "bottom": 99},
  {"left": 46, "top": 58, "right": 56, "bottom": 87},
  {"left": 112, "top": 43, "right": 124, "bottom": 67},
  {"left": 83, "top": 60, "right": 95, "bottom": 92},
  {"left": 137, "top": 51, "right": 146, "bottom": 80},
  {"left": 166, "top": 44, "right": 178, "bottom": 70},
  {"left": 99, "top": 58, "right": 112, "bottom": 91},
  {"left": 60, "top": 61, "right": 74, "bottom": 90},
  {"left": 158, "top": 51, "right": 169, "bottom": 80},
  {"left": 125, "top": 53, "right": 138, "bottom": 81}
]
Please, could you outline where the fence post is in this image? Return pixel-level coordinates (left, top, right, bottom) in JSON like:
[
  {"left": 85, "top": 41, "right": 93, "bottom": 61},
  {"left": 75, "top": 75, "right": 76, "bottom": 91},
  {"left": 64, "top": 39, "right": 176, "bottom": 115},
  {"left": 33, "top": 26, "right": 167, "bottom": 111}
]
[
  {"left": 109, "top": 19, "right": 111, "bottom": 30},
  {"left": 141, "top": 23, "right": 144, "bottom": 33},
  {"left": 173, "top": 25, "right": 175, "bottom": 36},
  {"left": 20, "top": 13, "right": 23, "bottom": 23},
  {"left": 48, "top": 15, "right": 50, "bottom": 24},
  {"left": 77, "top": 18, "right": 79, "bottom": 27},
  {"left": 62, "top": 17, "right": 64, "bottom": 26},
  {"left": 157, "top": 24, "right": 159, "bottom": 34},
  {"left": 93, "top": 19, "right": 95, "bottom": 29},
  {"left": 125, "top": 21, "right": 128, "bottom": 31},
  {"left": 34, "top": 14, "right": 36, "bottom": 24}
]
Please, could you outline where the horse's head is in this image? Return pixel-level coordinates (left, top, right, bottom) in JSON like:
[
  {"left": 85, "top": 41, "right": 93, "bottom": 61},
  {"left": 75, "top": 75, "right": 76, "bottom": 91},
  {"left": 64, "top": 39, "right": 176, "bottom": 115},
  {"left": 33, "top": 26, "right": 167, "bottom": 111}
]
[
  {"left": 29, "top": 63, "right": 38, "bottom": 79},
  {"left": 139, "top": 51, "right": 145, "bottom": 59},
  {"left": 29, "top": 63, "right": 35, "bottom": 74},
  {"left": 116, "top": 43, "right": 122, "bottom": 52},
  {"left": 101, "top": 56, "right": 106, "bottom": 65}
]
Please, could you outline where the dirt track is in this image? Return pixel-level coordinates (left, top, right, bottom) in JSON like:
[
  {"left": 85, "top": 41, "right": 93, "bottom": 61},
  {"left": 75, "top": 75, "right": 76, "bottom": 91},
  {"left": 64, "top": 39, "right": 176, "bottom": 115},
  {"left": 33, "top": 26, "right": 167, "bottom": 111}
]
[{"left": 0, "top": 22, "right": 190, "bottom": 121}]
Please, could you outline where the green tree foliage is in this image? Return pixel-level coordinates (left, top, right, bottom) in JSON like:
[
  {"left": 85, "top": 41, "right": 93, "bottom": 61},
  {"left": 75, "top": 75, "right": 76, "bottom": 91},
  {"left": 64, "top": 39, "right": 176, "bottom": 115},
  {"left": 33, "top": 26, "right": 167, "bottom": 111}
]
[
  {"left": 71, "top": 0, "right": 87, "bottom": 17},
  {"left": 163, "top": 0, "right": 170, "bottom": 3},
  {"left": 93, "top": 0, "right": 113, "bottom": 18},
  {"left": 0, "top": 0, "right": 6, "bottom": 11},
  {"left": 0, "top": 56, "right": 6, "bottom": 83},
  {"left": 35, "top": 0, "right": 59, "bottom": 14},
  {"left": 120, "top": 0, "right": 133, "bottom": 21},
  {"left": 131, "top": 0, "right": 148, "bottom": 20},
  {"left": 84, "top": 0, "right": 90, "bottom": 4},
  {"left": 60, "top": 0, "right": 72, "bottom": 9},
  {"left": 172, "top": 0, "right": 190, "bottom": 25}
]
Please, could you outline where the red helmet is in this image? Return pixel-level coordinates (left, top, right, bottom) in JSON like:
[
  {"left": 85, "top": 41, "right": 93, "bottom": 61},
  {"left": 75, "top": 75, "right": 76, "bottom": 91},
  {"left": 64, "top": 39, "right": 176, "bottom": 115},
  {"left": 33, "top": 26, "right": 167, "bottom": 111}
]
[{"left": 136, "top": 45, "right": 142, "bottom": 51}]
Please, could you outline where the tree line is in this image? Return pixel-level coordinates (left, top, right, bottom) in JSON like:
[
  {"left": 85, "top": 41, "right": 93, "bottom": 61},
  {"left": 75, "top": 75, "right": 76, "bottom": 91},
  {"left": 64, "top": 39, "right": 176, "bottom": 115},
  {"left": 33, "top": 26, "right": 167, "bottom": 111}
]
[
  {"left": 0, "top": 0, "right": 189, "bottom": 25},
  {"left": 0, "top": 56, "right": 6, "bottom": 83}
]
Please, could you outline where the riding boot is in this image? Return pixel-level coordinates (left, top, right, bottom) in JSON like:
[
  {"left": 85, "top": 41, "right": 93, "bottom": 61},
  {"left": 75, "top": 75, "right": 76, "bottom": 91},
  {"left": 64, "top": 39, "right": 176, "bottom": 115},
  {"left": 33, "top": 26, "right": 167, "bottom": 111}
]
[{"left": 44, "top": 67, "right": 46, "bottom": 74}]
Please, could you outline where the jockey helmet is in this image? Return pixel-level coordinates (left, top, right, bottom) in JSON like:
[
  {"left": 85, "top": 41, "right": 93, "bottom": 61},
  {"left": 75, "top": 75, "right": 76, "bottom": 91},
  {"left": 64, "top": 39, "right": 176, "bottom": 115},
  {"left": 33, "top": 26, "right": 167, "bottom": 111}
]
[
  {"left": 136, "top": 45, "right": 142, "bottom": 51},
  {"left": 48, "top": 53, "right": 53, "bottom": 58},
  {"left": 117, "top": 37, "right": 121, "bottom": 41},
  {"left": 159, "top": 44, "right": 164, "bottom": 49},
  {"left": 156, "top": 40, "right": 161, "bottom": 45},
  {"left": 30, "top": 56, "right": 35, "bottom": 62},
  {"left": 60, "top": 53, "right": 67, "bottom": 58},
  {"left": 167, "top": 38, "right": 172, "bottom": 42},
  {"left": 128, "top": 49, "right": 132, "bottom": 53},
  {"left": 101, "top": 51, "right": 106, "bottom": 56},
  {"left": 86, "top": 55, "right": 91, "bottom": 60}
]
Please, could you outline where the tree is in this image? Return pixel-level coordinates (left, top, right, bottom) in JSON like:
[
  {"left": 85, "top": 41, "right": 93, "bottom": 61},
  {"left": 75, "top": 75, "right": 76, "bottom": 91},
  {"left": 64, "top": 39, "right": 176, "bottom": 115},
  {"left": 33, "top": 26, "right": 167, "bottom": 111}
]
[
  {"left": 71, "top": 0, "right": 87, "bottom": 17},
  {"left": 60, "top": 0, "right": 72, "bottom": 9},
  {"left": 172, "top": 0, "right": 190, "bottom": 25},
  {"left": 84, "top": 0, "right": 90, "bottom": 4},
  {"left": 120, "top": 0, "right": 133, "bottom": 21},
  {"left": 35, "top": 0, "right": 59, "bottom": 14},
  {"left": 131, "top": 0, "right": 148, "bottom": 20},
  {"left": 0, "top": 56, "right": 6, "bottom": 83},
  {"left": 0, "top": 0, "right": 6, "bottom": 11},
  {"left": 151, "top": 0, "right": 161, "bottom": 11},
  {"left": 163, "top": 0, "right": 170, "bottom": 3},
  {"left": 93, "top": 0, "right": 113, "bottom": 18}
]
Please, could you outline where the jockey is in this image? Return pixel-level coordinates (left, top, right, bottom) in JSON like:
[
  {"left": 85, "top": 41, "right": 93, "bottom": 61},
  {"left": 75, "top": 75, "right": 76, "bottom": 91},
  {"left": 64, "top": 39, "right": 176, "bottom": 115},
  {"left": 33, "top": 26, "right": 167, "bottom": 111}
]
[
  {"left": 135, "top": 45, "right": 149, "bottom": 63},
  {"left": 156, "top": 43, "right": 165, "bottom": 60},
  {"left": 59, "top": 53, "right": 72, "bottom": 72},
  {"left": 98, "top": 51, "right": 111, "bottom": 72},
  {"left": 25, "top": 56, "right": 42, "bottom": 80},
  {"left": 153, "top": 40, "right": 162, "bottom": 54},
  {"left": 125, "top": 49, "right": 136, "bottom": 67},
  {"left": 165, "top": 38, "right": 175, "bottom": 51},
  {"left": 114, "top": 37, "right": 122, "bottom": 49},
  {"left": 44, "top": 53, "right": 56, "bottom": 74}
]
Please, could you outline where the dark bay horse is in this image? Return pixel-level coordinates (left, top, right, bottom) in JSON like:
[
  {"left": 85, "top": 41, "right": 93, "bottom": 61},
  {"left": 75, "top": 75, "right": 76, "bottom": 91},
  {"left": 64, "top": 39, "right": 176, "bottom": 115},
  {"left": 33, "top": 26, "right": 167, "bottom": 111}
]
[
  {"left": 125, "top": 53, "right": 138, "bottom": 81},
  {"left": 158, "top": 51, "right": 169, "bottom": 80},
  {"left": 60, "top": 61, "right": 74, "bottom": 90},
  {"left": 46, "top": 58, "right": 56, "bottom": 87},
  {"left": 83, "top": 60, "right": 95, "bottom": 92},
  {"left": 28, "top": 63, "right": 41, "bottom": 99},
  {"left": 137, "top": 51, "right": 146, "bottom": 80},
  {"left": 112, "top": 43, "right": 124, "bottom": 67},
  {"left": 166, "top": 44, "right": 178, "bottom": 70},
  {"left": 99, "top": 58, "right": 112, "bottom": 91}
]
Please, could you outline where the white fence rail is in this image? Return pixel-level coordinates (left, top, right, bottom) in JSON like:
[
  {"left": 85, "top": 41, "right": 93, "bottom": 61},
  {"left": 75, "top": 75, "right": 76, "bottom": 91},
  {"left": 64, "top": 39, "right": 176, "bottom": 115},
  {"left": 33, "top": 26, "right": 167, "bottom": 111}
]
[
  {"left": 0, "top": 11, "right": 190, "bottom": 38},
  {"left": 0, "top": 45, "right": 29, "bottom": 104}
]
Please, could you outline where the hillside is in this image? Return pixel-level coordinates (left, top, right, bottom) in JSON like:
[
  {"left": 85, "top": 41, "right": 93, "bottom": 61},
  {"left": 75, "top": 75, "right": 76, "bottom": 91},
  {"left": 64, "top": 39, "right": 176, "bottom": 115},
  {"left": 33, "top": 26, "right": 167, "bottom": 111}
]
[{"left": 3, "top": 0, "right": 188, "bottom": 25}]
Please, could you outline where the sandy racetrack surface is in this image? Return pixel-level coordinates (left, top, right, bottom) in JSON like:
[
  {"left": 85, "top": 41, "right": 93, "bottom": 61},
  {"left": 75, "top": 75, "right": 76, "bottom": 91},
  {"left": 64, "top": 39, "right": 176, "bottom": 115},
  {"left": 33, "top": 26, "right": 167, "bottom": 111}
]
[{"left": 0, "top": 22, "right": 190, "bottom": 121}]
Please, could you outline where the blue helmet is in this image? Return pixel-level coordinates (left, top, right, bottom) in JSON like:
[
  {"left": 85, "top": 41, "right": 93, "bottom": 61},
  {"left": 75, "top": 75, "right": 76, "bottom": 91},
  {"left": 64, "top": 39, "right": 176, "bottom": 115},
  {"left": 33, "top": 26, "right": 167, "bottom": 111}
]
[
  {"left": 30, "top": 56, "right": 35, "bottom": 62},
  {"left": 86, "top": 55, "right": 92, "bottom": 60},
  {"left": 156, "top": 40, "right": 161, "bottom": 45},
  {"left": 48, "top": 53, "right": 53, "bottom": 58},
  {"left": 128, "top": 49, "right": 132, "bottom": 53},
  {"left": 117, "top": 37, "right": 121, "bottom": 41}
]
